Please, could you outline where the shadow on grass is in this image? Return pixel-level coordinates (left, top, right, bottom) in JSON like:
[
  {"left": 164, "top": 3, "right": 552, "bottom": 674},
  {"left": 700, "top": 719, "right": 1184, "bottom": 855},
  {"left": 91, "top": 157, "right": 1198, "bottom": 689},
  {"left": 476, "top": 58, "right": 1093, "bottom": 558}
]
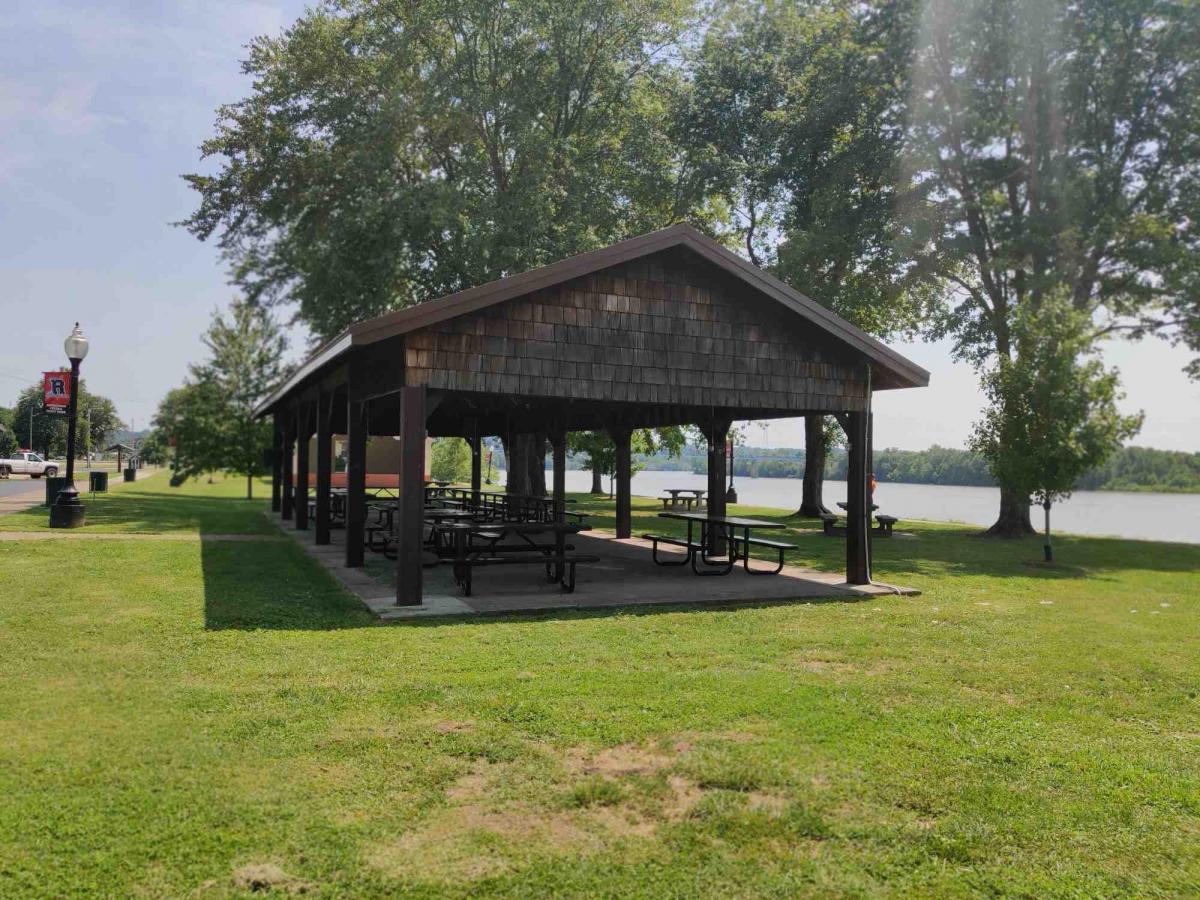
[
  {"left": 201, "top": 536, "right": 377, "bottom": 631},
  {"left": 567, "top": 494, "right": 1200, "bottom": 580},
  {"left": 80, "top": 490, "right": 277, "bottom": 534}
]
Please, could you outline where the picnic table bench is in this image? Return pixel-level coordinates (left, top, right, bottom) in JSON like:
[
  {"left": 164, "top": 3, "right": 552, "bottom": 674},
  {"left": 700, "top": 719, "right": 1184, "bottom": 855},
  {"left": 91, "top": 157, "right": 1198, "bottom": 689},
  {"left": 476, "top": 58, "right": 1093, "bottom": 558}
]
[
  {"left": 644, "top": 511, "right": 796, "bottom": 575},
  {"left": 433, "top": 520, "right": 597, "bottom": 595}
]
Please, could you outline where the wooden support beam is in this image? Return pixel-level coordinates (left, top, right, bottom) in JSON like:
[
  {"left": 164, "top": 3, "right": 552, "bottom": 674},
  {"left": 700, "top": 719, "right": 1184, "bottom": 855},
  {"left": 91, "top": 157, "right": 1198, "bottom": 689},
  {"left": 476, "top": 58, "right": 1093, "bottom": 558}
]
[
  {"left": 705, "top": 416, "right": 730, "bottom": 554},
  {"left": 270, "top": 412, "right": 283, "bottom": 513},
  {"left": 468, "top": 419, "right": 482, "bottom": 508},
  {"left": 846, "top": 406, "right": 872, "bottom": 585},
  {"left": 395, "top": 385, "right": 426, "bottom": 606},
  {"left": 550, "top": 429, "right": 567, "bottom": 523},
  {"left": 344, "top": 362, "right": 368, "bottom": 568},
  {"left": 314, "top": 388, "right": 333, "bottom": 545},
  {"left": 295, "top": 402, "right": 311, "bottom": 531},
  {"left": 610, "top": 426, "right": 632, "bottom": 539},
  {"left": 280, "top": 414, "right": 294, "bottom": 520}
]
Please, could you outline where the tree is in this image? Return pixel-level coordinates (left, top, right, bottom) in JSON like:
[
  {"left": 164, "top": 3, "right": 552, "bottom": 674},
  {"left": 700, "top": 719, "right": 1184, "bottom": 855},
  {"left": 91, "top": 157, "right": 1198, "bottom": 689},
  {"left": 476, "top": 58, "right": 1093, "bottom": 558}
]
[
  {"left": 568, "top": 427, "right": 688, "bottom": 495},
  {"left": 970, "top": 294, "right": 1142, "bottom": 556},
  {"left": 430, "top": 437, "right": 472, "bottom": 483},
  {"left": 568, "top": 432, "right": 615, "bottom": 494},
  {"left": 903, "top": 0, "right": 1200, "bottom": 533},
  {"left": 0, "top": 407, "right": 16, "bottom": 457},
  {"left": 674, "top": 0, "right": 938, "bottom": 517},
  {"left": 13, "top": 382, "right": 122, "bottom": 460},
  {"left": 183, "top": 0, "right": 698, "bottom": 343},
  {"left": 136, "top": 428, "right": 170, "bottom": 467},
  {"left": 154, "top": 382, "right": 228, "bottom": 486},
  {"left": 190, "top": 298, "right": 289, "bottom": 498}
]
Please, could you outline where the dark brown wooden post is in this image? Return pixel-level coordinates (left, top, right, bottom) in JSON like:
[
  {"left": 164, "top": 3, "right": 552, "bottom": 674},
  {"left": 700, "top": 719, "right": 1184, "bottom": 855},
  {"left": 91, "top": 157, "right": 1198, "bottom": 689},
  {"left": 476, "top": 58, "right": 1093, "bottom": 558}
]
[
  {"left": 468, "top": 419, "right": 482, "bottom": 508},
  {"left": 611, "top": 426, "right": 632, "bottom": 539},
  {"left": 344, "top": 363, "right": 368, "bottom": 568},
  {"left": 314, "top": 388, "right": 333, "bottom": 545},
  {"left": 550, "top": 429, "right": 567, "bottom": 523},
  {"left": 270, "top": 412, "right": 283, "bottom": 512},
  {"left": 395, "top": 385, "right": 426, "bottom": 606},
  {"left": 295, "top": 402, "right": 310, "bottom": 531},
  {"left": 281, "top": 413, "right": 294, "bottom": 521},
  {"left": 846, "top": 407, "right": 872, "bottom": 585},
  {"left": 705, "top": 416, "right": 730, "bottom": 553}
]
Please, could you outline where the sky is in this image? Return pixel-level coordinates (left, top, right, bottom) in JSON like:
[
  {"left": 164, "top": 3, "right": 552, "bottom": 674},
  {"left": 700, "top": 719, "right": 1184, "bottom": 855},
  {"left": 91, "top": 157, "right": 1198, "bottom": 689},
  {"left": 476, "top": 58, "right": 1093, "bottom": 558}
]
[{"left": 2, "top": 1, "right": 1197, "bottom": 452}]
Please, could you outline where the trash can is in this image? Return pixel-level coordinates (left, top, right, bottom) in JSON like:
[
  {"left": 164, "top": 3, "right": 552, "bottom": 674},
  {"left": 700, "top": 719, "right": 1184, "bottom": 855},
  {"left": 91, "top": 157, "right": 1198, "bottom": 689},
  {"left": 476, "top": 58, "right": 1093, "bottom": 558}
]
[
  {"left": 123, "top": 468, "right": 136, "bottom": 483},
  {"left": 90, "top": 471, "right": 109, "bottom": 492},
  {"left": 45, "top": 476, "right": 68, "bottom": 506}
]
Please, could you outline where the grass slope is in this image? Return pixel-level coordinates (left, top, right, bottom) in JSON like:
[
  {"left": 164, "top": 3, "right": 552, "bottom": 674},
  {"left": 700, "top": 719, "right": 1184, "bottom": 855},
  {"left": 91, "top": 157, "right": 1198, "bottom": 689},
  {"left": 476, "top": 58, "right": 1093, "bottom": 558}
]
[{"left": 0, "top": 474, "right": 1197, "bottom": 897}]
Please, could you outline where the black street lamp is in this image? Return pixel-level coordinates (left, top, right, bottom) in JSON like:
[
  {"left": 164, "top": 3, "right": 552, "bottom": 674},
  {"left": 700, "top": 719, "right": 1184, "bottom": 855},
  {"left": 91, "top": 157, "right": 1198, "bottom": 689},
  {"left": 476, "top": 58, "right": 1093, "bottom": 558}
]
[
  {"left": 725, "top": 438, "right": 738, "bottom": 504},
  {"left": 49, "top": 323, "right": 89, "bottom": 529}
]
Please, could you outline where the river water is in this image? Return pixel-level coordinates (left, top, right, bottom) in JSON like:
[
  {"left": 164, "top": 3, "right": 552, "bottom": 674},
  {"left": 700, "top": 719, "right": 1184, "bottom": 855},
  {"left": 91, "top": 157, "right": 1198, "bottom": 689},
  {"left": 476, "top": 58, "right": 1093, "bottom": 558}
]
[{"left": 561, "top": 469, "right": 1200, "bottom": 544}]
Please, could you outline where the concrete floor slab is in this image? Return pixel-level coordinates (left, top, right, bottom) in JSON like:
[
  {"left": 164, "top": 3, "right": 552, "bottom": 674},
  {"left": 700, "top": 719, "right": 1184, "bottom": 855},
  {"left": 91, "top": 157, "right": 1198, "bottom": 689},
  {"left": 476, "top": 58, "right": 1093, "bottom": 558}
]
[{"left": 270, "top": 512, "right": 917, "bottom": 621}]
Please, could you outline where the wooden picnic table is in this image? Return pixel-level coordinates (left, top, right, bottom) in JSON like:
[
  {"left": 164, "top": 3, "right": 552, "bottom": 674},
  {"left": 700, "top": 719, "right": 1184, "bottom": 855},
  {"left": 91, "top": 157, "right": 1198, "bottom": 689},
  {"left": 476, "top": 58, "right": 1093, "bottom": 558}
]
[
  {"left": 647, "top": 511, "right": 795, "bottom": 575},
  {"left": 431, "top": 520, "right": 595, "bottom": 595}
]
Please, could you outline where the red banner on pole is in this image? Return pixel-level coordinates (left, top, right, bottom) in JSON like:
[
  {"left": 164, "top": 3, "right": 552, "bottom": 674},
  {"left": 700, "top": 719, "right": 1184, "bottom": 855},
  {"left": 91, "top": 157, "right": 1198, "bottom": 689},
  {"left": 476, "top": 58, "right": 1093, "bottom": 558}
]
[{"left": 43, "top": 371, "right": 71, "bottom": 414}]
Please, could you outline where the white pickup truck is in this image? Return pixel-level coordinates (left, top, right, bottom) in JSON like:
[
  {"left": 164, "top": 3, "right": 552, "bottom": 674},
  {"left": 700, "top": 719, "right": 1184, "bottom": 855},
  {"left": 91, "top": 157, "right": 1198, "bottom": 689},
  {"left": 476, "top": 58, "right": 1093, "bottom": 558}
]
[{"left": 0, "top": 452, "right": 60, "bottom": 478}]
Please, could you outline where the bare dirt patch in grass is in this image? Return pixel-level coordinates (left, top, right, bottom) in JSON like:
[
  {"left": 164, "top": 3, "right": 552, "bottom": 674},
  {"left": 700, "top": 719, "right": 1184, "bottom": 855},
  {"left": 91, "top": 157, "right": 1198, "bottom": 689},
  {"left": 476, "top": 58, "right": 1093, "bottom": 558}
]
[
  {"left": 366, "top": 739, "right": 716, "bottom": 884},
  {"left": 788, "top": 652, "right": 892, "bottom": 677},
  {"left": 747, "top": 791, "right": 790, "bottom": 815},
  {"left": 231, "top": 863, "right": 314, "bottom": 894},
  {"left": 565, "top": 742, "right": 677, "bottom": 778}
]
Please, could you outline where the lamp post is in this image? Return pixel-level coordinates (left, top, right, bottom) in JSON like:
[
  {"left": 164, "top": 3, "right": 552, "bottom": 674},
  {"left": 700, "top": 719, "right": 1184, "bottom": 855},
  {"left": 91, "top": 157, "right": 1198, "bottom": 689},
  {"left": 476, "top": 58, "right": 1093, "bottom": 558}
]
[
  {"left": 49, "top": 323, "right": 89, "bottom": 529},
  {"left": 1042, "top": 498, "right": 1053, "bottom": 563},
  {"left": 725, "top": 438, "right": 738, "bottom": 504}
]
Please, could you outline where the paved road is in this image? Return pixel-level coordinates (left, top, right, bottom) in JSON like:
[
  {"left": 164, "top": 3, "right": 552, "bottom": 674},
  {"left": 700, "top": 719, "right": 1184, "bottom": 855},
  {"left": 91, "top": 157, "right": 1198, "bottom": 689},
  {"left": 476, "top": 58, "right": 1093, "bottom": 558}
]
[
  {"left": 0, "top": 477, "right": 49, "bottom": 516},
  {"left": 0, "top": 477, "right": 47, "bottom": 499}
]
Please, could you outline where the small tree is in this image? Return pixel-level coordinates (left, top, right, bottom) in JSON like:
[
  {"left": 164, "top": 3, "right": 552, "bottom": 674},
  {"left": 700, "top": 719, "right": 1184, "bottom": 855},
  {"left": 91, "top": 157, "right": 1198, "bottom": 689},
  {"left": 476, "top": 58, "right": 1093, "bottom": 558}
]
[
  {"left": 970, "top": 296, "right": 1143, "bottom": 559},
  {"left": 430, "top": 438, "right": 472, "bottom": 483},
  {"left": 192, "top": 298, "right": 289, "bottom": 498}
]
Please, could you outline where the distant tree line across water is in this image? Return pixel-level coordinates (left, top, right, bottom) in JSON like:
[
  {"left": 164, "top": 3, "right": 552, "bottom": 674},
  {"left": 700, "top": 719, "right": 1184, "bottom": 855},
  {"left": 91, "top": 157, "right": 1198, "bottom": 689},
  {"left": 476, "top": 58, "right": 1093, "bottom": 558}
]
[{"left": 577, "top": 445, "right": 1200, "bottom": 494}]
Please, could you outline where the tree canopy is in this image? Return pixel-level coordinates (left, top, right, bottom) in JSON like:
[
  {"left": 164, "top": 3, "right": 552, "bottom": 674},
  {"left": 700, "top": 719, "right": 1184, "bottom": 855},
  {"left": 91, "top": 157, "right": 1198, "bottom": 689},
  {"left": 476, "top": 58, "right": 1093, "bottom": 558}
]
[
  {"left": 181, "top": 0, "right": 1200, "bottom": 530},
  {"left": 183, "top": 0, "right": 700, "bottom": 342},
  {"left": 12, "top": 382, "right": 122, "bottom": 460}
]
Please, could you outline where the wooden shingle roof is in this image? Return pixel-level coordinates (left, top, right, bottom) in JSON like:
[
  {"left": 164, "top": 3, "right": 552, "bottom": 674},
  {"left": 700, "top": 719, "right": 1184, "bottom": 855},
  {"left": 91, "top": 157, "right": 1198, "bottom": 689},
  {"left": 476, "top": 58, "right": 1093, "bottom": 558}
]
[{"left": 258, "top": 224, "right": 928, "bottom": 414}]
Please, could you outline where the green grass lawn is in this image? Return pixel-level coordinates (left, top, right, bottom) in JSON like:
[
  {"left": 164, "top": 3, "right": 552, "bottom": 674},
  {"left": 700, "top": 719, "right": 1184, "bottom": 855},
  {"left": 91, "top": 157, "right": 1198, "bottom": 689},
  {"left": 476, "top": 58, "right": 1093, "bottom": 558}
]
[{"left": 1, "top": 473, "right": 1197, "bottom": 897}]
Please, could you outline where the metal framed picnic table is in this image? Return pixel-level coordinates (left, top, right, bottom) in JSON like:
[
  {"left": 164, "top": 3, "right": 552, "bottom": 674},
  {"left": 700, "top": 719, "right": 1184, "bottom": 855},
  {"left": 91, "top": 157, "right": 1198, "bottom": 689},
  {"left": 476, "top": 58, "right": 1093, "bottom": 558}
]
[
  {"left": 431, "top": 520, "right": 593, "bottom": 595},
  {"left": 655, "top": 511, "right": 789, "bottom": 575},
  {"left": 661, "top": 488, "right": 706, "bottom": 510}
]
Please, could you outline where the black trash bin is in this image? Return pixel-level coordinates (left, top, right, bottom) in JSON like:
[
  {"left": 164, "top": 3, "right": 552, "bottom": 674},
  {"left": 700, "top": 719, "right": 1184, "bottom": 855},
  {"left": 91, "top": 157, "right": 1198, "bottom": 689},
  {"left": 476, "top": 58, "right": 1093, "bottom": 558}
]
[
  {"left": 90, "top": 471, "right": 109, "bottom": 492},
  {"left": 45, "top": 476, "right": 68, "bottom": 506},
  {"left": 123, "top": 468, "right": 136, "bottom": 483}
]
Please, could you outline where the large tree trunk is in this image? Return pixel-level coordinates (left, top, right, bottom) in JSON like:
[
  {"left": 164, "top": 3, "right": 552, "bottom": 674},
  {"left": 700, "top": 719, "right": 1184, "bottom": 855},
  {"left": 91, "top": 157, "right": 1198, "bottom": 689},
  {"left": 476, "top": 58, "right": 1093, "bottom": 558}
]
[
  {"left": 589, "top": 464, "right": 603, "bottom": 494},
  {"left": 984, "top": 486, "right": 1036, "bottom": 537},
  {"left": 502, "top": 433, "right": 546, "bottom": 496},
  {"left": 246, "top": 472, "right": 253, "bottom": 500},
  {"left": 797, "top": 414, "right": 831, "bottom": 517},
  {"left": 526, "top": 433, "right": 547, "bottom": 497}
]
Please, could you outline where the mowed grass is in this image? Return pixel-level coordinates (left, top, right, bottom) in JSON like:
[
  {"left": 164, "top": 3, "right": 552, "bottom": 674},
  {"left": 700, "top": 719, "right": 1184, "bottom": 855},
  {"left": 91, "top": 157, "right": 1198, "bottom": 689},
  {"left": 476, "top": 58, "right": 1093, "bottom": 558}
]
[
  {"left": 0, "top": 469, "right": 276, "bottom": 534},
  {"left": 0, "top": 475, "right": 1197, "bottom": 897}
]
